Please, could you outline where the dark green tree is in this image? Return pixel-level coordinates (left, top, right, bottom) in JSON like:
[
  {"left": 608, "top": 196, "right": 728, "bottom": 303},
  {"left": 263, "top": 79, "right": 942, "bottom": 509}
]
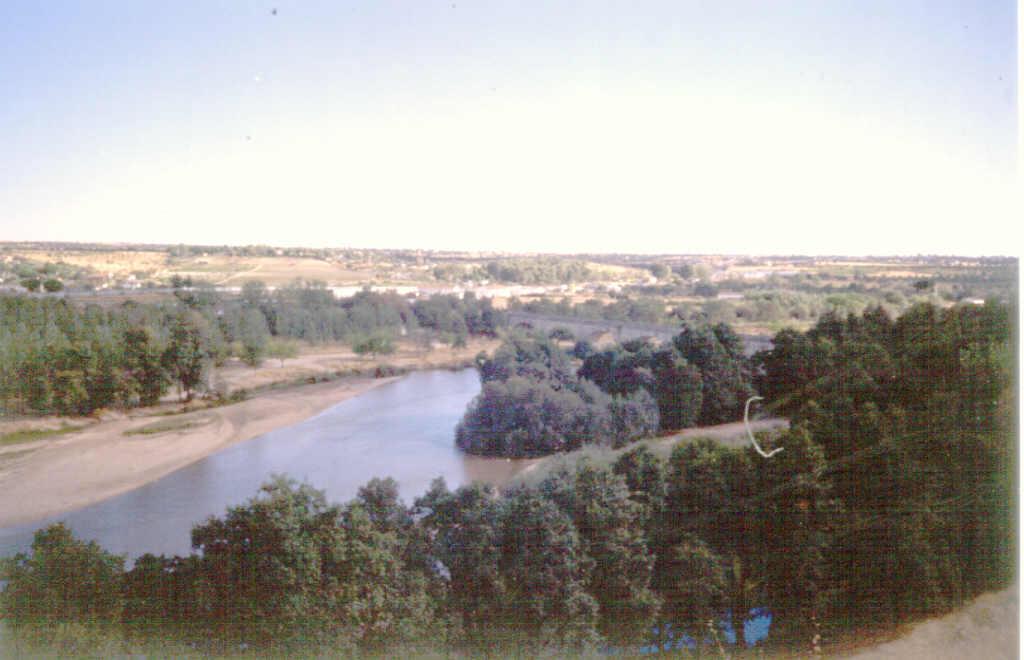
[
  {"left": 498, "top": 488, "right": 599, "bottom": 648},
  {"left": 0, "top": 523, "right": 124, "bottom": 633},
  {"left": 162, "top": 311, "right": 213, "bottom": 401},
  {"left": 122, "top": 326, "right": 168, "bottom": 406}
]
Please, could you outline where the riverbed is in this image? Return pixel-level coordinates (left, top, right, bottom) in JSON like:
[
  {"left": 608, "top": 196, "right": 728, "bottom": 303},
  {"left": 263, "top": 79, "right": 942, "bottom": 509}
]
[{"left": 0, "top": 369, "right": 534, "bottom": 560}]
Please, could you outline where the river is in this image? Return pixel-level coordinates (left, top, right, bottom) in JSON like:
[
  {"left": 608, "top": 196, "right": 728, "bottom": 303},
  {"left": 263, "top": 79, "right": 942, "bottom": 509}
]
[{"left": 0, "top": 369, "right": 534, "bottom": 560}]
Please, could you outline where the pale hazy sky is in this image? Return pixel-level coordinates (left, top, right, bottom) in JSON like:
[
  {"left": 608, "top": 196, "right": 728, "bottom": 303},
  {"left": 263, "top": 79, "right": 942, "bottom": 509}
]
[{"left": 1, "top": 2, "right": 1018, "bottom": 255}]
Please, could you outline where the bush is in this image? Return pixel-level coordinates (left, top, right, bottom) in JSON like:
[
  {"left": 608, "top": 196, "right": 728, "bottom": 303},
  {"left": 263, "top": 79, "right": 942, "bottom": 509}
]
[{"left": 374, "top": 363, "right": 406, "bottom": 378}]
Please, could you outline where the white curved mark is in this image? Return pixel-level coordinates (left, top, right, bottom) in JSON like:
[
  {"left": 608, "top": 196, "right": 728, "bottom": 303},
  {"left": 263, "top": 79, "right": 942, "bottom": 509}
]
[{"left": 745, "top": 396, "right": 783, "bottom": 458}]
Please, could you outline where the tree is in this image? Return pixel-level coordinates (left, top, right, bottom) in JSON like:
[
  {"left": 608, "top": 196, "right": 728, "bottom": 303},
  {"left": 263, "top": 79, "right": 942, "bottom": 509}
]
[
  {"left": 266, "top": 338, "right": 299, "bottom": 367},
  {"left": 753, "top": 426, "right": 832, "bottom": 641},
  {"left": 189, "top": 476, "right": 339, "bottom": 644},
  {"left": 613, "top": 444, "right": 667, "bottom": 532},
  {"left": 237, "top": 307, "right": 270, "bottom": 366},
  {"left": 649, "top": 263, "right": 671, "bottom": 279},
  {"left": 455, "top": 376, "right": 612, "bottom": 456},
  {"left": 549, "top": 327, "right": 575, "bottom": 342},
  {"left": 538, "top": 462, "right": 661, "bottom": 645},
  {"left": 1, "top": 523, "right": 124, "bottom": 633},
  {"left": 673, "top": 324, "right": 755, "bottom": 425},
  {"left": 163, "top": 311, "right": 212, "bottom": 401},
  {"left": 650, "top": 348, "right": 704, "bottom": 430},
  {"left": 571, "top": 339, "right": 596, "bottom": 360},
  {"left": 352, "top": 333, "right": 395, "bottom": 359},
  {"left": 478, "top": 331, "right": 576, "bottom": 386},
  {"left": 415, "top": 479, "right": 505, "bottom": 641},
  {"left": 240, "top": 280, "right": 269, "bottom": 308},
  {"left": 42, "top": 278, "right": 64, "bottom": 293},
  {"left": 608, "top": 389, "right": 660, "bottom": 447},
  {"left": 123, "top": 326, "right": 168, "bottom": 406},
  {"left": 327, "top": 501, "right": 436, "bottom": 648},
  {"left": 656, "top": 534, "right": 727, "bottom": 649},
  {"left": 498, "top": 488, "right": 599, "bottom": 648},
  {"left": 658, "top": 439, "right": 759, "bottom": 646}
]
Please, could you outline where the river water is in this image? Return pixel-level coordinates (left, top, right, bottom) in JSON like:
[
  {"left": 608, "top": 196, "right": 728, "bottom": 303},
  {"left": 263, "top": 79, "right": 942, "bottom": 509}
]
[{"left": 0, "top": 369, "right": 534, "bottom": 560}]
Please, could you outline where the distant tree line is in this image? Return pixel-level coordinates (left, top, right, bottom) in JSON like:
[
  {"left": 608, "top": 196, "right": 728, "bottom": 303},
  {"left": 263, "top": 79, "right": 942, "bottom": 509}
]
[
  {"left": 0, "top": 283, "right": 506, "bottom": 415},
  {"left": 508, "top": 295, "right": 674, "bottom": 325},
  {"left": 456, "top": 321, "right": 755, "bottom": 457},
  {"left": 476, "top": 258, "right": 600, "bottom": 285}
]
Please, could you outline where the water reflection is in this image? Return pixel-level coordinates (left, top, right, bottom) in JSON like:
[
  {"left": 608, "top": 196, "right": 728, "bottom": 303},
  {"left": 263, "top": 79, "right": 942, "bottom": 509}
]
[{"left": 0, "top": 369, "right": 533, "bottom": 560}]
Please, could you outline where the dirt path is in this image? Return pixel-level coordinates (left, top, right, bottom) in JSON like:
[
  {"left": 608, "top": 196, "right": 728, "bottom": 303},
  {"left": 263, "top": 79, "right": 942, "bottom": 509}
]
[
  {"left": 837, "top": 586, "right": 1018, "bottom": 659},
  {"left": 663, "top": 417, "right": 790, "bottom": 448},
  {"left": 214, "top": 337, "right": 498, "bottom": 392}
]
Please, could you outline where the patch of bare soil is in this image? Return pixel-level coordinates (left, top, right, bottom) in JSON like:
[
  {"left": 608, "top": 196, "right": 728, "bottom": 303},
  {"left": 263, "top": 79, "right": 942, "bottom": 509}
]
[
  {"left": 830, "top": 586, "right": 1018, "bottom": 660},
  {"left": 0, "top": 337, "right": 500, "bottom": 528},
  {"left": 215, "top": 337, "right": 499, "bottom": 393}
]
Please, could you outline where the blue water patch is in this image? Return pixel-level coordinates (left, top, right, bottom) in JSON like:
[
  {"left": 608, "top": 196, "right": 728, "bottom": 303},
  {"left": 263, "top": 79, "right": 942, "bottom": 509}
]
[
  {"left": 721, "top": 608, "right": 773, "bottom": 646},
  {"left": 630, "top": 609, "right": 773, "bottom": 655}
]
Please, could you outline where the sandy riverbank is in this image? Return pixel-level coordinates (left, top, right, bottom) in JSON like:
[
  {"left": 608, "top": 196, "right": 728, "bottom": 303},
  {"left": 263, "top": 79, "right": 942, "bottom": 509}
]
[
  {"left": 0, "top": 337, "right": 500, "bottom": 528},
  {"left": 0, "top": 375, "right": 402, "bottom": 528}
]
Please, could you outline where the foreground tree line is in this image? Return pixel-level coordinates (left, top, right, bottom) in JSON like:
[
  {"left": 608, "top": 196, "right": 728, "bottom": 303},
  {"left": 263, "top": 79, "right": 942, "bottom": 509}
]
[
  {"left": 0, "top": 300, "right": 1013, "bottom": 656},
  {"left": 456, "top": 322, "right": 754, "bottom": 456},
  {"left": 0, "top": 283, "right": 505, "bottom": 415},
  {"left": 0, "top": 432, "right": 829, "bottom": 657}
]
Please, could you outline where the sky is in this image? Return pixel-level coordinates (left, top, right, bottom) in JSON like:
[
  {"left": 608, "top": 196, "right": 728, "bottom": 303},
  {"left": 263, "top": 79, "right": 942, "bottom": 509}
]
[{"left": 0, "top": 1, "right": 1018, "bottom": 255}]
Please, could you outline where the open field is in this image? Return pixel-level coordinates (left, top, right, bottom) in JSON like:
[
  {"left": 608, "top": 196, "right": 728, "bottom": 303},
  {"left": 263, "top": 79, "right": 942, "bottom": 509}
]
[
  {"left": 3, "top": 246, "right": 1013, "bottom": 387},
  {"left": 164, "top": 254, "right": 374, "bottom": 286}
]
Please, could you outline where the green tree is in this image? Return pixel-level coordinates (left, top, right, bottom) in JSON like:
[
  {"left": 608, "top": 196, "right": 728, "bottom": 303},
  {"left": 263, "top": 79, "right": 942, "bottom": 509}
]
[
  {"left": 189, "top": 476, "right": 338, "bottom": 644},
  {"left": 656, "top": 534, "right": 727, "bottom": 649},
  {"left": 650, "top": 263, "right": 671, "bottom": 279},
  {"left": 498, "top": 488, "right": 599, "bottom": 648},
  {"left": 612, "top": 444, "right": 666, "bottom": 534},
  {"left": 673, "top": 324, "right": 755, "bottom": 425},
  {"left": 1, "top": 523, "right": 124, "bottom": 633},
  {"left": 650, "top": 347, "right": 703, "bottom": 429},
  {"left": 538, "top": 462, "right": 661, "bottom": 645},
  {"left": 478, "top": 331, "right": 576, "bottom": 386},
  {"left": 162, "top": 311, "right": 212, "bottom": 401},
  {"left": 455, "top": 376, "right": 612, "bottom": 456},
  {"left": 415, "top": 479, "right": 505, "bottom": 642},
  {"left": 123, "top": 326, "right": 168, "bottom": 406},
  {"left": 326, "top": 501, "right": 436, "bottom": 649},
  {"left": 352, "top": 333, "right": 395, "bottom": 359},
  {"left": 42, "top": 278, "right": 64, "bottom": 293},
  {"left": 237, "top": 307, "right": 270, "bottom": 366},
  {"left": 608, "top": 388, "right": 660, "bottom": 447},
  {"left": 266, "top": 338, "right": 300, "bottom": 367}
]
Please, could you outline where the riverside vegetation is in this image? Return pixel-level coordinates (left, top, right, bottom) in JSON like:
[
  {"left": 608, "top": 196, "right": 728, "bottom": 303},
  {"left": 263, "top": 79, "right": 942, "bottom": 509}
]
[
  {"left": 0, "top": 281, "right": 504, "bottom": 416},
  {"left": 455, "top": 322, "right": 754, "bottom": 457},
  {"left": 0, "top": 300, "right": 1014, "bottom": 657}
]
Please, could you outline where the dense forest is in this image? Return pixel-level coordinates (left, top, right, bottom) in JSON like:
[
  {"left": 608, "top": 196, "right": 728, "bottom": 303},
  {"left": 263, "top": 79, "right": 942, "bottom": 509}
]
[
  {"left": 455, "top": 322, "right": 754, "bottom": 456},
  {"left": 2, "top": 300, "right": 1013, "bottom": 656},
  {"left": 0, "top": 283, "right": 505, "bottom": 415}
]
